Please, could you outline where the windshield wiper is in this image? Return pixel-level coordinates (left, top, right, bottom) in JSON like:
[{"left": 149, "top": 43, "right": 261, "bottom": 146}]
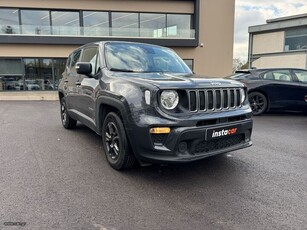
[{"left": 109, "top": 68, "right": 136, "bottom": 73}]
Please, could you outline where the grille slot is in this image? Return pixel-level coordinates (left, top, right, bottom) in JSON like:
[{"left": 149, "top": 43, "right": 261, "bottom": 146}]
[
  {"left": 188, "top": 88, "right": 244, "bottom": 112},
  {"left": 192, "top": 134, "right": 245, "bottom": 154}
]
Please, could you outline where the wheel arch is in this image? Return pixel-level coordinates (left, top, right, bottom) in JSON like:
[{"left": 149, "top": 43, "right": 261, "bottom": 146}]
[
  {"left": 96, "top": 97, "right": 131, "bottom": 135},
  {"left": 58, "top": 91, "right": 64, "bottom": 103}
]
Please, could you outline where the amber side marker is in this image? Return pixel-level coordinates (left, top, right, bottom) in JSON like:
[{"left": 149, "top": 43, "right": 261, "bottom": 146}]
[{"left": 149, "top": 127, "right": 171, "bottom": 134}]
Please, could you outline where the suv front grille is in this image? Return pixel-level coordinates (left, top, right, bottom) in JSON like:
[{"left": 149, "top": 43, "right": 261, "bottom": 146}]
[{"left": 188, "top": 88, "right": 243, "bottom": 112}]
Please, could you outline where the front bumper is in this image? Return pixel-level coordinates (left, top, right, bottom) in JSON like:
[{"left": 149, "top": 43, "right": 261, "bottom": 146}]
[{"left": 127, "top": 117, "right": 253, "bottom": 164}]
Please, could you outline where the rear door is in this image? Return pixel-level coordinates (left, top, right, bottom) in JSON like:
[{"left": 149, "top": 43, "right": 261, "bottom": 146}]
[
  {"left": 292, "top": 69, "right": 307, "bottom": 110},
  {"left": 61, "top": 50, "right": 81, "bottom": 110},
  {"left": 260, "top": 69, "right": 302, "bottom": 109}
]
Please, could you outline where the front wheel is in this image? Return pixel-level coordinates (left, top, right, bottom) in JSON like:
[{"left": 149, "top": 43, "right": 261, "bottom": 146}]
[
  {"left": 102, "top": 112, "right": 135, "bottom": 170},
  {"left": 248, "top": 92, "right": 268, "bottom": 116},
  {"left": 60, "top": 98, "right": 77, "bottom": 129}
]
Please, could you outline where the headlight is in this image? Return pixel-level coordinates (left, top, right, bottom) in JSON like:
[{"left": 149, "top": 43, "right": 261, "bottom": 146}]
[
  {"left": 160, "top": 90, "right": 179, "bottom": 110},
  {"left": 240, "top": 88, "right": 246, "bottom": 104}
]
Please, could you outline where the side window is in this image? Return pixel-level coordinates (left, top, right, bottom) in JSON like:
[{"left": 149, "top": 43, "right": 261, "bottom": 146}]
[
  {"left": 262, "top": 70, "right": 292, "bottom": 81},
  {"left": 272, "top": 70, "right": 292, "bottom": 81},
  {"left": 70, "top": 49, "right": 81, "bottom": 75},
  {"left": 262, "top": 71, "right": 275, "bottom": 80},
  {"left": 293, "top": 70, "right": 307, "bottom": 83},
  {"left": 81, "top": 47, "right": 99, "bottom": 75},
  {"left": 65, "top": 55, "right": 72, "bottom": 73}
]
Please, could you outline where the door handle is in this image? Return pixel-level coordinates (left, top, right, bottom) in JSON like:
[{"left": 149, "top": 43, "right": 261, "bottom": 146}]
[
  {"left": 64, "top": 79, "right": 68, "bottom": 83},
  {"left": 75, "top": 81, "right": 81, "bottom": 86}
]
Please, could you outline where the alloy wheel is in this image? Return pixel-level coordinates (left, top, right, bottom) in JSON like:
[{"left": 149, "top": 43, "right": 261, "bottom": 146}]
[
  {"left": 249, "top": 93, "right": 266, "bottom": 115},
  {"left": 61, "top": 103, "right": 67, "bottom": 124},
  {"left": 105, "top": 121, "right": 120, "bottom": 161}
]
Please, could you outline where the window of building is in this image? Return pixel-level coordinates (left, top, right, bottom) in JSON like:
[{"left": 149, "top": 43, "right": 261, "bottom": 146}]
[
  {"left": 53, "top": 59, "right": 66, "bottom": 90},
  {"left": 0, "top": 7, "right": 195, "bottom": 39},
  {"left": 51, "top": 11, "right": 80, "bottom": 35},
  {"left": 183, "top": 59, "right": 194, "bottom": 71},
  {"left": 0, "top": 58, "right": 66, "bottom": 91},
  {"left": 24, "top": 58, "right": 53, "bottom": 90},
  {"left": 0, "top": 8, "right": 20, "bottom": 34},
  {"left": 167, "top": 14, "right": 192, "bottom": 38},
  {"left": 83, "top": 11, "right": 109, "bottom": 36},
  {"left": 20, "top": 10, "right": 50, "bottom": 35},
  {"left": 111, "top": 12, "right": 139, "bottom": 37},
  {"left": 0, "top": 59, "right": 23, "bottom": 91},
  {"left": 140, "top": 13, "right": 166, "bottom": 38},
  {"left": 285, "top": 27, "right": 307, "bottom": 51}
]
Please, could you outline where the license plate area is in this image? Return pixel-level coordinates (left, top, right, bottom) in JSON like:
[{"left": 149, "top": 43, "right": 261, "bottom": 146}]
[{"left": 206, "top": 125, "right": 241, "bottom": 141}]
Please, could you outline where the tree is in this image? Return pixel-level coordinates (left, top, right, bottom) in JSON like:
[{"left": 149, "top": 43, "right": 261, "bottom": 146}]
[{"left": 232, "top": 58, "right": 248, "bottom": 73}]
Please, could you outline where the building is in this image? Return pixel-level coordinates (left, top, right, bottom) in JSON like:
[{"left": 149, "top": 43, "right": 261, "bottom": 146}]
[
  {"left": 248, "top": 13, "right": 307, "bottom": 69},
  {"left": 0, "top": 0, "right": 235, "bottom": 99}
]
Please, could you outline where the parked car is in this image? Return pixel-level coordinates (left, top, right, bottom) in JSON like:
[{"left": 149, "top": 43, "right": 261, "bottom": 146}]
[
  {"left": 227, "top": 68, "right": 307, "bottom": 115},
  {"left": 25, "top": 80, "right": 41, "bottom": 90},
  {"left": 58, "top": 41, "right": 253, "bottom": 170}
]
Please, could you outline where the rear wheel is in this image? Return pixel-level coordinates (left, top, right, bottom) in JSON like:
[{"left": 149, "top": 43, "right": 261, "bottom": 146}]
[
  {"left": 248, "top": 92, "right": 268, "bottom": 116},
  {"left": 102, "top": 112, "right": 135, "bottom": 170},
  {"left": 60, "top": 98, "right": 77, "bottom": 129}
]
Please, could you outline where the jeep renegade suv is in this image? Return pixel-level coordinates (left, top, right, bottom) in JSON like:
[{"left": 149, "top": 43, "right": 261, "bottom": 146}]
[{"left": 58, "top": 41, "right": 253, "bottom": 170}]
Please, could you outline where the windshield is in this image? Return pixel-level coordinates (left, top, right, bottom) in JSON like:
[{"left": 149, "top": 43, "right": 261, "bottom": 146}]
[{"left": 105, "top": 43, "right": 192, "bottom": 74}]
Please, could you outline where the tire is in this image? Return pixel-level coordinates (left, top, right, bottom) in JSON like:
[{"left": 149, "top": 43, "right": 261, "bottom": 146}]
[
  {"left": 60, "top": 98, "right": 77, "bottom": 129},
  {"left": 102, "top": 112, "right": 135, "bottom": 170},
  {"left": 248, "top": 92, "right": 268, "bottom": 116}
]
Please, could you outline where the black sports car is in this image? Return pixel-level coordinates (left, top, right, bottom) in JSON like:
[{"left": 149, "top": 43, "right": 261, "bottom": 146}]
[{"left": 228, "top": 68, "right": 307, "bottom": 115}]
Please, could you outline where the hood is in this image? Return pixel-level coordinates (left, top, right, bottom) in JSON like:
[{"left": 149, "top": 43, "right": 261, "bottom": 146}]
[{"left": 106, "top": 71, "right": 244, "bottom": 89}]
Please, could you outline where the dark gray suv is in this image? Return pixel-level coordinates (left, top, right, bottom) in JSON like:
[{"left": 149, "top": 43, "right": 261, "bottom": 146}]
[{"left": 58, "top": 41, "right": 253, "bottom": 170}]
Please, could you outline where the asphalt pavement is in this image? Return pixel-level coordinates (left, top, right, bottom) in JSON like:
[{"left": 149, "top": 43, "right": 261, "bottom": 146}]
[{"left": 0, "top": 101, "right": 306, "bottom": 230}]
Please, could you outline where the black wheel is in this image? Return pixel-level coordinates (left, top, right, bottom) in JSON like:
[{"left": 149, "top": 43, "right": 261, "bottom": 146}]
[
  {"left": 102, "top": 112, "right": 135, "bottom": 170},
  {"left": 60, "top": 98, "right": 77, "bottom": 129},
  {"left": 248, "top": 92, "right": 268, "bottom": 116}
]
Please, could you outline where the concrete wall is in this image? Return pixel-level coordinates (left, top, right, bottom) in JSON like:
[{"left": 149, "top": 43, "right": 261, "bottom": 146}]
[
  {"left": 252, "top": 53, "right": 307, "bottom": 69},
  {"left": 198, "top": 0, "right": 235, "bottom": 77},
  {"left": 252, "top": 31, "right": 285, "bottom": 54},
  {"left": 0, "top": 91, "right": 58, "bottom": 100}
]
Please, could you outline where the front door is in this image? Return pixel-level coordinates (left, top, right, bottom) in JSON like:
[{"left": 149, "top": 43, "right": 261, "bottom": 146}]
[{"left": 77, "top": 46, "right": 100, "bottom": 124}]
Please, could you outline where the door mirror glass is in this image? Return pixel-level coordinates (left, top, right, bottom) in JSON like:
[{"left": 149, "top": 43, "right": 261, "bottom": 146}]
[{"left": 76, "top": 62, "right": 92, "bottom": 75}]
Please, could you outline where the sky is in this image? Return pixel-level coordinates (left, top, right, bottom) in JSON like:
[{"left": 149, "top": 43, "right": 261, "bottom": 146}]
[{"left": 234, "top": 0, "right": 307, "bottom": 61}]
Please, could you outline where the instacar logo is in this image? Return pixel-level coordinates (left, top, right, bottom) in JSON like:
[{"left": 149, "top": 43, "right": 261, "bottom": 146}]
[{"left": 212, "top": 128, "right": 237, "bottom": 138}]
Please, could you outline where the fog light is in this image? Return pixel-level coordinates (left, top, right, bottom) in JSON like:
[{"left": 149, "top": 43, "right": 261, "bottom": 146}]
[
  {"left": 149, "top": 127, "right": 171, "bottom": 134},
  {"left": 178, "top": 142, "right": 188, "bottom": 153}
]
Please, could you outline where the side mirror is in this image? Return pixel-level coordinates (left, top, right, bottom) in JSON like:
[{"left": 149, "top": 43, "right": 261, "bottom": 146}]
[{"left": 76, "top": 62, "right": 92, "bottom": 75}]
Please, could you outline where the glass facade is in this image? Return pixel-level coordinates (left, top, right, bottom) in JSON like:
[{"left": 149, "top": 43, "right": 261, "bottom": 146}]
[
  {"left": 0, "top": 7, "right": 194, "bottom": 38},
  {"left": 285, "top": 27, "right": 307, "bottom": 51},
  {"left": 167, "top": 14, "right": 192, "bottom": 38},
  {"left": 0, "top": 59, "right": 23, "bottom": 91},
  {"left": 140, "top": 13, "right": 166, "bottom": 38},
  {"left": 83, "top": 11, "right": 109, "bottom": 36},
  {"left": 0, "top": 58, "right": 66, "bottom": 91},
  {"left": 51, "top": 11, "right": 80, "bottom": 35},
  {"left": 111, "top": 12, "right": 139, "bottom": 37},
  {"left": 0, "top": 9, "right": 19, "bottom": 34},
  {"left": 20, "top": 10, "right": 50, "bottom": 34}
]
